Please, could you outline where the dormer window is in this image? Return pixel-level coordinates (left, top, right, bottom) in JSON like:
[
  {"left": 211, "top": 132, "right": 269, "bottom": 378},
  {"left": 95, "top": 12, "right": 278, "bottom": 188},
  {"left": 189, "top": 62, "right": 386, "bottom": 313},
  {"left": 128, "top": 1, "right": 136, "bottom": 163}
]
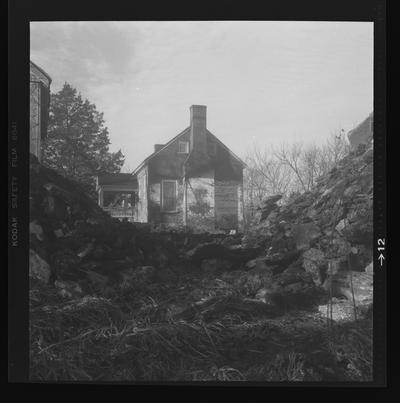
[{"left": 178, "top": 141, "right": 189, "bottom": 154}]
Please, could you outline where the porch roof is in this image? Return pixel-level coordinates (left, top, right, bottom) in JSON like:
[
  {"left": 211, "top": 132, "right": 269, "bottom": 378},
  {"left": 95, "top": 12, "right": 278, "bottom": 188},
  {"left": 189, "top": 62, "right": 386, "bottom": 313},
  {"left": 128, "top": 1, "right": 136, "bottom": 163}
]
[{"left": 97, "top": 173, "right": 138, "bottom": 187}]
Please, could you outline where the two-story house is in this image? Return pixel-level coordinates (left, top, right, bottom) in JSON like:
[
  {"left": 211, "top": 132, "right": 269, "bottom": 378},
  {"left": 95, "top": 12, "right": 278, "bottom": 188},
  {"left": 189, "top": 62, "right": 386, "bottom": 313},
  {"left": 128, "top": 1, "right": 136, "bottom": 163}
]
[{"left": 97, "top": 105, "right": 245, "bottom": 232}]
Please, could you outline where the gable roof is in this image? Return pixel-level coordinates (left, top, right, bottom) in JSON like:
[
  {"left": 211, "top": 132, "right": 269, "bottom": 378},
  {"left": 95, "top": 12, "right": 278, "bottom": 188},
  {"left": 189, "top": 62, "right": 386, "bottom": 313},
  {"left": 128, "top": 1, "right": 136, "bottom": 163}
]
[
  {"left": 131, "top": 127, "right": 190, "bottom": 175},
  {"left": 206, "top": 130, "right": 246, "bottom": 167},
  {"left": 131, "top": 126, "right": 246, "bottom": 175}
]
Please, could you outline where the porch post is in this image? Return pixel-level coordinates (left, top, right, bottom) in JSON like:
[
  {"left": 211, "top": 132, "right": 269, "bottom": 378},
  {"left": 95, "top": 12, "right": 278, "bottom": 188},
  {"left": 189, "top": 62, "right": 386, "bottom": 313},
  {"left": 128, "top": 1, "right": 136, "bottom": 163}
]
[{"left": 98, "top": 188, "right": 104, "bottom": 208}]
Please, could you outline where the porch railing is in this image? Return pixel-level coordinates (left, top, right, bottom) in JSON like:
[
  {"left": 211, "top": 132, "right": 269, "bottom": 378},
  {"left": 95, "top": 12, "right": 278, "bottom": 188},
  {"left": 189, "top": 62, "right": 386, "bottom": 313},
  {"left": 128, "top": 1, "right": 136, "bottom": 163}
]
[{"left": 102, "top": 206, "right": 135, "bottom": 218}]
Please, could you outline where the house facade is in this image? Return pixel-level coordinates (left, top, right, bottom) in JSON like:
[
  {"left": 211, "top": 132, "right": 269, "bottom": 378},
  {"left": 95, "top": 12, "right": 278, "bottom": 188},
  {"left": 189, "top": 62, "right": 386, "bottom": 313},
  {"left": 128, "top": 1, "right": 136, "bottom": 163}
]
[
  {"left": 30, "top": 61, "right": 52, "bottom": 161},
  {"left": 97, "top": 105, "right": 245, "bottom": 232}
]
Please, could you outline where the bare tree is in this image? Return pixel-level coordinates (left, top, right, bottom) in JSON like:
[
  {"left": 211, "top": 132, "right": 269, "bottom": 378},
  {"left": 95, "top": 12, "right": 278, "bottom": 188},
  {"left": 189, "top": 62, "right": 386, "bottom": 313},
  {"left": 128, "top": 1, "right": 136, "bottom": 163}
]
[
  {"left": 243, "top": 131, "right": 350, "bottom": 217},
  {"left": 274, "top": 142, "right": 309, "bottom": 192},
  {"left": 322, "top": 130, "right": 351, "bottom": 168},
  {"left": 244, "top": 144, "right": 294, "bottom": 220}
]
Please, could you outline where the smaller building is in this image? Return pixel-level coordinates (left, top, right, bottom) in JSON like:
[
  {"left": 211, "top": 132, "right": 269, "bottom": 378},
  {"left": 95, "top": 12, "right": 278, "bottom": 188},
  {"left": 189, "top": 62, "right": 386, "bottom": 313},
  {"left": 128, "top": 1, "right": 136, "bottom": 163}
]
[
  {"left": 347, "top": 112, "right": 373, "bottom": 151},
  {"left": 30, "top": 61, "right": 52, "bottom": 161},
  {"left": 96, "top": 173, "right": 138, "bottom": 220}
]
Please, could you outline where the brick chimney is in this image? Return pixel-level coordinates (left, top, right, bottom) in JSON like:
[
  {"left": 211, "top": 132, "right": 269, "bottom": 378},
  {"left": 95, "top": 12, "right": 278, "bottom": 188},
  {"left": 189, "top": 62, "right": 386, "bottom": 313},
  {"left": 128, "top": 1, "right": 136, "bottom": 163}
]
[{"left": 190, "top": 105, "right": 207, "bottom": 156}]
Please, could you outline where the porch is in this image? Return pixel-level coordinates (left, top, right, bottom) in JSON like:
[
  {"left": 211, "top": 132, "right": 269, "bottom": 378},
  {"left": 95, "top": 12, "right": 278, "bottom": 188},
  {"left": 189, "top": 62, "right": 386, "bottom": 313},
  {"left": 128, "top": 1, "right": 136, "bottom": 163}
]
[{"left": 96, "top": 173, "right": 138, "bottom": 221}]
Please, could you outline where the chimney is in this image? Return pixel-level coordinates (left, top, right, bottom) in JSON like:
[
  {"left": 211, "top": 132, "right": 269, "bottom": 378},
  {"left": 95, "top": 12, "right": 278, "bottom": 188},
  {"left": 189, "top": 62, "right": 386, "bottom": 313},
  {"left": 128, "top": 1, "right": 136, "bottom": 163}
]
[
  {"left": 190, "top": 105, "right": 207, "bottom": 155},
  {"left": 154, "top": 144, "right": 164, "bottom": 152}
]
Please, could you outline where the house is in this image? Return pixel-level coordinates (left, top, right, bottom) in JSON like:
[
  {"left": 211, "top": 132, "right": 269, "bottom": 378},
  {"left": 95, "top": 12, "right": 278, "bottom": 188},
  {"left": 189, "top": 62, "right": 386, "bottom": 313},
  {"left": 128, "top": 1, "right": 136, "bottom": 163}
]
[
  {"left": 30, "top": 61, "right": 52, "bottom": 161},
  {"left": 347, "top": 112, "right": 373, "bottom": 151},
  {"left": 97, "top": 105, "right": 246, "bottom": 232}
]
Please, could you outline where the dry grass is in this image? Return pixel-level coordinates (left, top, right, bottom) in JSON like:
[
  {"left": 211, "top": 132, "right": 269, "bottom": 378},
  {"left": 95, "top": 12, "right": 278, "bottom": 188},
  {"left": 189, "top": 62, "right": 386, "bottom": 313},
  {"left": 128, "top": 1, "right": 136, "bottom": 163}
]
[{"left": 30, "top": 276, "right": 372, "bottom": 382}]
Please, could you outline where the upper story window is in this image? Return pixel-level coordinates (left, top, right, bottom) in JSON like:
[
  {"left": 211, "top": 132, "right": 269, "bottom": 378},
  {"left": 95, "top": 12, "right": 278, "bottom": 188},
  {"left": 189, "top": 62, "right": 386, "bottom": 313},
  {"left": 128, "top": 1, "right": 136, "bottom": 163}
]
[{"left": 178, "top": 141, "right": 189, "bottom": 154}]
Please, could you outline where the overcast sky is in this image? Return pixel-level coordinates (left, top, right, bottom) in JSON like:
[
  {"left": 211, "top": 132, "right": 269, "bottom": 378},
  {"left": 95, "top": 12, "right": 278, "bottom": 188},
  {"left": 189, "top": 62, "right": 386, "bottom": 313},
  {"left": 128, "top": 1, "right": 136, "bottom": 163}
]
[{"left": 30, "top": 21, "right": 373, "bottom": 171}]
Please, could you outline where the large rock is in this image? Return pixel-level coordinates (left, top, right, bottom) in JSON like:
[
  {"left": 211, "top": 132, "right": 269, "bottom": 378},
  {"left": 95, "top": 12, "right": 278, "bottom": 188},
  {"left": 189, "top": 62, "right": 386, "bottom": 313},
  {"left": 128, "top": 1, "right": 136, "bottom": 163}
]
[
  {"left": 263, "top": 249, "right": 302, "bottom": 271},
  {"left": 237, "top": 265, "right": 275, "bottom": 296},
  {"left": 200, "top": 258, "right": 233, "bottom": 275},
  {"left": 338, "top": 271, "right": 373, "bottom": 304},
  {"left": 55, "top": 280, "right": 83, "bottom": 299},
  {"left": 365, "top": 261, "right": 373, "bottom": 274},
  {"left": 291, "top": 223, "right": 321, "bottom": 250},
  {"left": 244, "top": 256, "right": 275, "bottom": 272},
  {"left": 258, "top": 194, "right": 282, "bottom": 222},
  {"left": 255, "top": 266, "right": 324, "bottom": 309},
  {"left": 86, "top": 270, "right": 109, "bottom": 289},
  {"left": 325, "top": 270, "right": 373, "bottom": 305},
  {"left": 302, "top": 248, "right": 326, "bottom": 286},
  {"left": 318, "top": 300, "right": 367, "bottom": 321},
  {"left": 29, "top": 220, "right": 44, "bottom": 241},
  {"left": 29, "top": 249, "right": 51, "bottom": 284},
  {"left": 51, "top": 248, "right": 81, "bottom": 280},
  {"left": 187, "top": 242, "right": 261, "bottom": 267}
]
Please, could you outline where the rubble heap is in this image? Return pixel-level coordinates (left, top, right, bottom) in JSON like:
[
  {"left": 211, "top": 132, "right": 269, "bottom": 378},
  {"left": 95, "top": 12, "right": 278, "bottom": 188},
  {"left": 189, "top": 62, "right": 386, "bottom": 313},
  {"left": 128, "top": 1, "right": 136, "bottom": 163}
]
[
  {"left": 29, "top": 138, "right": 373, "bottom": 381},
  {"left": 29, "top": 154, "right": 244, "bottom": 297},
  {"left": 241, "top": 140, "right": 373, "bottom": 319}
]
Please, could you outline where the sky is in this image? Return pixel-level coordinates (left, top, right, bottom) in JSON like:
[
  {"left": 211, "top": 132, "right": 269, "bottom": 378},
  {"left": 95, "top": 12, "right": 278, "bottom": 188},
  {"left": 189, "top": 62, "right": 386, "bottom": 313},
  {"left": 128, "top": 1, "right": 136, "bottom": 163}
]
[{"left": 30, "top": 21, "right": 373, "bottom": 171}]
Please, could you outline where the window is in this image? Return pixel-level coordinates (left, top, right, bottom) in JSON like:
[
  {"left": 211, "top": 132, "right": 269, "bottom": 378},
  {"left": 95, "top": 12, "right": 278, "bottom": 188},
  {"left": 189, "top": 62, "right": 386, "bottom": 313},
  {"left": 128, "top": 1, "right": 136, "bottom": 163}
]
[
  {"left": 161, "top": 180, "right": 177, "bottom": 212},
  {"left": 178, "top": 141, "right": 189, "bottom": 153}
]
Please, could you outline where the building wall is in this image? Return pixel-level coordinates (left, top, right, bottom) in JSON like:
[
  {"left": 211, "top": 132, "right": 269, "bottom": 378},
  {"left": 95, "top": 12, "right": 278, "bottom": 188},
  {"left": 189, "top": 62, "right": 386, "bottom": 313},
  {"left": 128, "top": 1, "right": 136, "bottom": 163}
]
[
  {"left": 147, "top": 129, "right": 190, "bottom": 226},
  {"left": 185, "top": 170, "right": 215, "bottom": 232},
  {"left": 137, "top": 167, "right": 148, "bottom": 222},
  {"left": 148, "top": 179, "right": 185, "bottom": 226},
  {"left": 30, "top": 82, "right": 41, "bottom": 159},
  {"left": 215, "top": 180, "right": 243, "bottom": 230},
  {"left": 213, "top": 142, "right": 244, "bottom": 231},
  {"left": 30, "top": 63, "right": 51, "bottom": 161},
  {"left": 141, "top": 118, "right": 244, "bottom": 231},
  {"left": 148, "top": 129, "right": 191, "bottom": 179}
]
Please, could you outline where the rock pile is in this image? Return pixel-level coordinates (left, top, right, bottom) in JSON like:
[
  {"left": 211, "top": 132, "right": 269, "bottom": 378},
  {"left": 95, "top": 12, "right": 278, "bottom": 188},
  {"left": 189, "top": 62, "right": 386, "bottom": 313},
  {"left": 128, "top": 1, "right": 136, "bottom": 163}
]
[
  {"left": 28, "top": 139, "right": 374, "bottom": 381},
  {"left": 29, "top": 135, "right": 373, "bottom": 321},
  {"left": 29, "top": 154, "right": 243, "bottom": 296},
  {"left": 240, "top": 140, "right": 374, "bottom": 317}
]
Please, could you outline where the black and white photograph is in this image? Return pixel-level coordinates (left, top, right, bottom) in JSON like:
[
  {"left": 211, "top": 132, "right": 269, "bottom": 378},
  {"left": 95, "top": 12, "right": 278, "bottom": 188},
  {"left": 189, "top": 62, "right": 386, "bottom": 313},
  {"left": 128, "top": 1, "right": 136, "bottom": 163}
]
[{"left": 9, "top": 1, "right": 386, "bottom": 386}]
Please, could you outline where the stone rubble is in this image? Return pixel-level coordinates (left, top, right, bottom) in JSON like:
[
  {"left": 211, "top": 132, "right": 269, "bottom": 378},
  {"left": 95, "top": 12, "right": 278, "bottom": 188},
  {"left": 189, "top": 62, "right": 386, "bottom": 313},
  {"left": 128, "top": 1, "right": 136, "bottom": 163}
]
[
  {"left": 29, "top": 138, "right": 374, "bottom": 382},
  {"left": 29, "top": 138, "right": 373, "bottom": 321}
]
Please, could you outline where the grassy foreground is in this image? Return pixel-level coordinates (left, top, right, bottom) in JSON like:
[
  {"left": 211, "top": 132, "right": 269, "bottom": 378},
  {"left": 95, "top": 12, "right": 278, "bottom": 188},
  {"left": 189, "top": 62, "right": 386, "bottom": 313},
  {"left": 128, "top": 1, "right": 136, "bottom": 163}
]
[{"left": 30, "top": 268, "right": 372, "bottom": 382}]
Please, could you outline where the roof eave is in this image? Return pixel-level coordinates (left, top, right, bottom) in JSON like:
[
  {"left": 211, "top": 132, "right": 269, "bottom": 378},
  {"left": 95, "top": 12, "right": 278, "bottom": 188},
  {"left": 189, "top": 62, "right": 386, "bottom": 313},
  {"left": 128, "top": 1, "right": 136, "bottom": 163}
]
[
  {"left": 206, "top": 130, "right": 246, "bottom": 168},
  {"left": 131, "top": 126, "right": 191, "bottom": 175},
  {"left": 30, "top": 60, "right": 52, "bottom": 84}
]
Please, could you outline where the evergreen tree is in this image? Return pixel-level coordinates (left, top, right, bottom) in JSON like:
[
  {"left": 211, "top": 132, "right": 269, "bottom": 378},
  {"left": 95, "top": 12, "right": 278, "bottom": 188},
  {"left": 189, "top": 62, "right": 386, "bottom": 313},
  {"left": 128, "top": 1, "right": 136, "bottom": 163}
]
[{"left": 43, "top": 83, "right": 124, "bottom": 198}]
